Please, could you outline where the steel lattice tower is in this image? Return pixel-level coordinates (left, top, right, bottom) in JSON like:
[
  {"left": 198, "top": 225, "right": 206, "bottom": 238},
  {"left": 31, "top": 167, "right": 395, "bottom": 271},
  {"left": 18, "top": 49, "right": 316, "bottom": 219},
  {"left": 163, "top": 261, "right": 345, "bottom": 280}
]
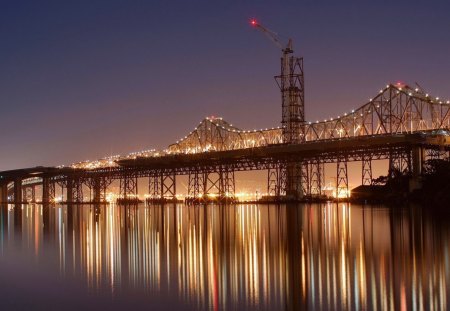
[{"left": 276, "top": 53, "right": 305, "bottom": 143}]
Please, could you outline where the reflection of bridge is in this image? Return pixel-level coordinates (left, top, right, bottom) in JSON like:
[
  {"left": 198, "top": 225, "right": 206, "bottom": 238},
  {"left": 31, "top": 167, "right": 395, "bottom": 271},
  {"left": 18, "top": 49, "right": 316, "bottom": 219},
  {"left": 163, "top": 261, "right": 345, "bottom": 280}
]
[
  {"left": 1, "top": 41, "right": 450, "bottom": 204},
  {"left": 1, "top": 82, "right": 450, "bottom": 204}
]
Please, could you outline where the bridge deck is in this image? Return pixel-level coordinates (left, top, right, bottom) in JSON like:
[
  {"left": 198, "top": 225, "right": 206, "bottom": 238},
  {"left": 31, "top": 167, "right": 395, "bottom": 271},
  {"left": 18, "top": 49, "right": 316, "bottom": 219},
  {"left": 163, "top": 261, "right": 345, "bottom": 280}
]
[
  {"left": 1, "top": 132, "right": 449, "bottom": 182},
  {"left": 117, "top": 133, "right": 450, "bottom": 170}
]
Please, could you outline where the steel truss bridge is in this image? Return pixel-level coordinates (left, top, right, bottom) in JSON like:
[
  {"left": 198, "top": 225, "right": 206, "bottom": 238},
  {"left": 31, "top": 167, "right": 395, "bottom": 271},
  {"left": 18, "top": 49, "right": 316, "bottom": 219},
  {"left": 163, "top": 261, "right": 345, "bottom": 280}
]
[{"left": 1, "top": 83, "right": 450, "bottom": 204}]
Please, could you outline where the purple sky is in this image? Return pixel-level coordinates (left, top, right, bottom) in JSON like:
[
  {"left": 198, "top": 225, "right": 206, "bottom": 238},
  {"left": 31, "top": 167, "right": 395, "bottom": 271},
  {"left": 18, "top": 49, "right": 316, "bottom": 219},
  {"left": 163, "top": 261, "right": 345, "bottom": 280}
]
[{"left": 1, "top": 0, "right": 449, "bottom": 170}]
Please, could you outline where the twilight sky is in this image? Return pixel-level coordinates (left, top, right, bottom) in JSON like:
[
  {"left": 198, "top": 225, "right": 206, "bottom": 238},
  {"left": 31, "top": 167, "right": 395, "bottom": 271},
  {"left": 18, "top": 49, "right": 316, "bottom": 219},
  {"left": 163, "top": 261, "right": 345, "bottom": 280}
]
[{"left": 1, "top": 0, "right": 449, "bottom": 170}]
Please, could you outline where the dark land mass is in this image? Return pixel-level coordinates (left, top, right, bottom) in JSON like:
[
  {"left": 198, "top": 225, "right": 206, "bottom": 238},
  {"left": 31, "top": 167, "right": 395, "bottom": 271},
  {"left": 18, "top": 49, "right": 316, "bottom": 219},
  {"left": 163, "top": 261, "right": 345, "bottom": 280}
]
[{"left": 352, "top": 159, "right": 450, "bottom": 211}]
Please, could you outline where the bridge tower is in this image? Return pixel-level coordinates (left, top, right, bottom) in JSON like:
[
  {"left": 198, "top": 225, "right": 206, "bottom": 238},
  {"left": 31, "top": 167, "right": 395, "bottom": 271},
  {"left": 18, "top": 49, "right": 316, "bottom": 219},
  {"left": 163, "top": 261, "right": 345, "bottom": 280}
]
[
  {"left": 251, "top": 19, "right": 306, "bottom": 198},
  {"left": 276, "top": 50, "right": 305, "bottom": 143}
]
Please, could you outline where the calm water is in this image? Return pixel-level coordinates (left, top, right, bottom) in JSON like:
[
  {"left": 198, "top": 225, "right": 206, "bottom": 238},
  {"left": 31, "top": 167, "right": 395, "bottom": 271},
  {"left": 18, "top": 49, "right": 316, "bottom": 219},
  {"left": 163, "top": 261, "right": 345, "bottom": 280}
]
[{"left": 0, "top": 203, "right": 448, "bottom": 310}]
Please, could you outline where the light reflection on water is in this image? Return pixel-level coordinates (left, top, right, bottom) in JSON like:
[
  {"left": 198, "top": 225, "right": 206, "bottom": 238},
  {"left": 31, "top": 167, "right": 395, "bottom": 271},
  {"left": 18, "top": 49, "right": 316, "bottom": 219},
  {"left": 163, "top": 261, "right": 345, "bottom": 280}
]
[{"left": 0, "top": 203, "right": 449, "bottom": 310}]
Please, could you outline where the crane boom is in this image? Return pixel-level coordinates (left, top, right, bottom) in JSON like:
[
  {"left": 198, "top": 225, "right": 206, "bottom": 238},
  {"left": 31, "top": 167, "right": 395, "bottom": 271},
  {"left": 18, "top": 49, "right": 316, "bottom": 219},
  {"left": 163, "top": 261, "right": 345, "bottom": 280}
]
[{"left": 250, "top": 19, "right": 292, "bottom": 54}]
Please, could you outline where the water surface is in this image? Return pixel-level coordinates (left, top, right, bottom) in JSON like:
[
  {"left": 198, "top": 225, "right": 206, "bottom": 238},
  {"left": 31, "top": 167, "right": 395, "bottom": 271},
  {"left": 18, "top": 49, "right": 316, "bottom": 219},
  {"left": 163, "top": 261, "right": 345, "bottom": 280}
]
[{"left": 0, "top": 203, "right": 448, "bottom": 310}]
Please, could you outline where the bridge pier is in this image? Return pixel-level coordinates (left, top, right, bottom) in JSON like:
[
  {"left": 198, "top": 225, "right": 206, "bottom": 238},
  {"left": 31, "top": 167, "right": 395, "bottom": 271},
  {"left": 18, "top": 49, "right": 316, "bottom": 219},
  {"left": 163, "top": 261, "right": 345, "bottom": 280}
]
[
  {"left": 203, "top": 171, "right": 220, "bottom": 199},
  {"left": 389, "top": 149, "right": 412, "bottom": 177},
  {"left": 22, "top": 186, "right": 36, "bottom": 203},
  {"left": 309, "top": 160, "right": 324, "bottom": 196},
  {"left": 161, "top": 172, "right": 176, "bottom": 200},
  {"left": 91, "top": 176, "right": 110, "bottom": 203},
  {"left": 268, "top": 165, "right": 285, "bottom": 197},
  {"left": 0, "top": 183, "right": 8, "bottom": 203},
  {"left": 409, "top": 146, "right": 425, "bottom": 192},
  {"left": 336, "top": 157, "right": 349, "bottom": 199},
  {"left": 219, "top": 167, "right": 235, "bottom": 201},
  {"left": 147, "top": 172, "right": 177, "bottom": 202},
  {"left": 67, "top": 177, "right": 83, "bottom": 203},
  {"left": 42, "top": 177, "right": 56, "bottom": 203},
  {"left": 187, "top": 170, "right": 204, "bottom": 201},
  {"left": 187, "top": 167, "right": 234, "bottom": 202},
  {"left": 13, "top": 179, "right": 23, "bottom": 203},
  {"left": 119, "top": 173, "right": 138, "bottom": 203},
  {"left": 362, "top": 155, "right": 373, "bottom": 186},
  {"left": 268, "top": 162, "right": 309, "bottom": 200},
  {"left": 148, "top": 174, "right": 161, "bottom": 199},
  {"left": 285, "top": 162, "right": 304, "bottom": 200}
]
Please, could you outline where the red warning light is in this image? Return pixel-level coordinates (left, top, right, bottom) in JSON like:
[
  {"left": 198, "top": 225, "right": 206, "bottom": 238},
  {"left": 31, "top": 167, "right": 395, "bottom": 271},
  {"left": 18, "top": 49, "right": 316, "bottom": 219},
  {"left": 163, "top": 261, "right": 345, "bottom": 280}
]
[{"left": 250, "top": 19, "right": 257, "bottom": 26}]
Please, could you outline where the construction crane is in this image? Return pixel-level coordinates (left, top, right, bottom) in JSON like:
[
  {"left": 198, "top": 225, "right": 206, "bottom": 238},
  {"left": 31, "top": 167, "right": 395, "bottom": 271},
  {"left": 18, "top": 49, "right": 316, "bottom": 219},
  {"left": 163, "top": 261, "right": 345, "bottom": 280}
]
[
  {"left": 250, "top": 18, "right": 306, "bottom": 199},
  {"left": 249, "top": 19, "right": 305, "bottom": 145}
]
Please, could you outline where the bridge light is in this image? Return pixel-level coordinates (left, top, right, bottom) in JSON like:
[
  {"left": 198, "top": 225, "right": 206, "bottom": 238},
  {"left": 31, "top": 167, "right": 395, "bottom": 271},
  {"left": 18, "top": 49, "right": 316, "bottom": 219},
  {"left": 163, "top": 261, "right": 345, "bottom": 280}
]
[
  {"left": 436, "top": 97, "right": 440, "bottom": 100},
  {"left": 369, "top": 98, "right": 372, "bottom": 101},
  {"left": 351, "top": 110, "right": 355, "bottom": 113},
  {"left": 447, "top": 101, "right": 450, "bottom": 104},
  {"left": 415, "top": 88, "right": 419, "bottom": 92},
  {"left": 408, "top": 93, "right": 412, "bottom": 96},
  {"left": 426, "top": 94, "right": 429, "bottom": 97},
  {"left": 379, "top": 90, "right": 383, "bottom": 93}
]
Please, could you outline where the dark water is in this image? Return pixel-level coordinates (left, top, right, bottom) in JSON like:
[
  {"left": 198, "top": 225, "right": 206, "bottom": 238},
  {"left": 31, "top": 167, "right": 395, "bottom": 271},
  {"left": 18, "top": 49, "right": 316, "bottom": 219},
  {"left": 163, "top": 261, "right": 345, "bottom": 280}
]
[{"left": 0, "top": 203, "right": 448, "bottom": 310}]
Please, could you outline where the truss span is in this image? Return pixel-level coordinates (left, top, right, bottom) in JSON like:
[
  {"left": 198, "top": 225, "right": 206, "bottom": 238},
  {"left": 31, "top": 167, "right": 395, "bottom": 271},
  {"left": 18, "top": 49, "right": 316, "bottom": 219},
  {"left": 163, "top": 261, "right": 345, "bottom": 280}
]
[
  {"left": 167, "top": 117, "right": 282, "bottom": 154},
  {"left": 168, "top": 83, "right": 450, "bottom": 154},
  {"left": 305, "top": 83, "right": 450, "bottom": 141}
]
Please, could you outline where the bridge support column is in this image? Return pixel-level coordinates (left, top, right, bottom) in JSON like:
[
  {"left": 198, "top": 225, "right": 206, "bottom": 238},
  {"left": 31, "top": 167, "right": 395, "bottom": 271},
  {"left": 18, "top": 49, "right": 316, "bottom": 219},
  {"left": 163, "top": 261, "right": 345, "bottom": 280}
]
[
  {"left": 203, "top": 171, "right": 220, "bottom": 200},
  {"left": 362, "top": 155, "right": 373, "bottom": 186},
  {"left": 269, "top": 161, "right": 307, "bottom": 200},
  {"left": 389, "top": 149, "right": 412, "bottom": 177},
  {"left": 0, "top": 183, "right": 8, "bottom": 203},
  {"left": 42, "top": 177, "right": 56, "bottom": 203},
  {"left": 201, "top": 167, "right": 235, "bottom": 202},
  {"left": 309, "top": 160, "right": 324, "bottom": 196},
  {"left": 300, "top": 161, "right": 309, "bottom": 197},
  {"left": 148, "top": 174, "right": 161, "bottom": 200},
  {"left": 268, "top": 165, "right": 285, "bottom": 197},
  {"left": 13, "top": 179, "right": 23, "bottom": 204},
  {"left": 220, "top": 167, "right": 235, "bottom": 202},
  {"left": 336, "top": 157, "right": 349, "bottom": 199},
  {"left": 119, "top": 173, "right": 138, "bottom": 202},
  {"left": 93, "top": 177, "right": 109, "bottom": 203},
  {"left": 67, "top": 177, "right": 83, "bottom": 203},
  {"left": 285, "top": 162, "right": 303, "bottom": 200},
  {"left": 187, "top": 170, "right": 204, "bottom": 201},
  {"left": 22, "top": 186, "right": 36, "bottom": 203},
  {"left": 31, "top": 186, "right": 36, "bottom": 203},
  {"left": 161, "top": 172, "right": 176, "bottom": 200},
  {"left": 410, "top": 146, "right": 425, "bottom": 192},
  {"left": 67, "top": 178, "right": 73, "bottom": 203}
]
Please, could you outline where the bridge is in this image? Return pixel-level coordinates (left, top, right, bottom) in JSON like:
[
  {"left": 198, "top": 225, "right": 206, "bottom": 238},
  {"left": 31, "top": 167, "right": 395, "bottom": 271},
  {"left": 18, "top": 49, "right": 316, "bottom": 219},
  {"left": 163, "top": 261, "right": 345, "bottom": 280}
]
[
  {"left": 1, "top": 41, "right": 450, "bottom": 204},
  {"left": 1, "top": 81, "right": 450, "bottom": 204}
]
